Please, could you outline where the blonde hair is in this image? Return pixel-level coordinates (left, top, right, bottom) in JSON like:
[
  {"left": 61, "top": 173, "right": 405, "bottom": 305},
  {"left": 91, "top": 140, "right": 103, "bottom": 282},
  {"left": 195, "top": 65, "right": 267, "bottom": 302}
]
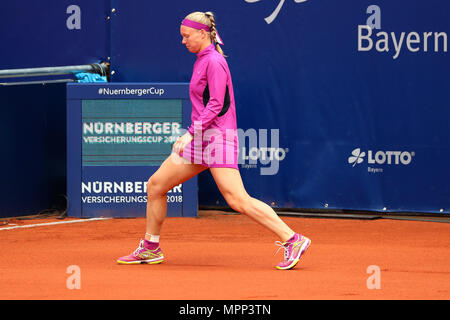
[{"left": 185, "top": 11, "right": 226, "bottom": 57}]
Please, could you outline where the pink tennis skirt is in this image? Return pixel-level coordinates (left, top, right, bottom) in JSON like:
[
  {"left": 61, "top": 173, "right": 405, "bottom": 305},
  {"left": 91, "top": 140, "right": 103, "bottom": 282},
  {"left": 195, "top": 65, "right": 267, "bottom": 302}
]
[{"left": 181, "top": 134, "right": 239, "bottom": 170}]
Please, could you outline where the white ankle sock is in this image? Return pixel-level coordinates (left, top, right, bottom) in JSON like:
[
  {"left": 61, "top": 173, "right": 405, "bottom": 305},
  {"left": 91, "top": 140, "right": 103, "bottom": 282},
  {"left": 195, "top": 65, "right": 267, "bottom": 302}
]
[{"left": 146, "top": 233, "right": 160, "bottom": 243}]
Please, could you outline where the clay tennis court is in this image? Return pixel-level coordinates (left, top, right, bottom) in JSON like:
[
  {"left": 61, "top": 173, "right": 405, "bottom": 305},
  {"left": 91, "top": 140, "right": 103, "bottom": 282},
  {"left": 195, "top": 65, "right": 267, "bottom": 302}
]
[{"left": 0, "top": 211, "right": 449, "bottom": 300}]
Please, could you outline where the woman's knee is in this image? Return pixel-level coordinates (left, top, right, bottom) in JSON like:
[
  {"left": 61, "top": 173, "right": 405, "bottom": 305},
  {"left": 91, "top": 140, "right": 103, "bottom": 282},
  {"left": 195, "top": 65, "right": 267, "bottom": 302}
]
[
  {"left": 226, "top": 193, "right": 252, "bottom": 213},
  {"left": 147, "top": 176, "right": 167, "bottom": 198}
]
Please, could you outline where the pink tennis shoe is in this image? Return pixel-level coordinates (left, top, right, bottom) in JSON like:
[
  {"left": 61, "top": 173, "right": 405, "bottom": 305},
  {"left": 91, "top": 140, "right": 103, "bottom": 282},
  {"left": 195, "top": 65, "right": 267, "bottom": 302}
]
[
  {"left": 117, "top": 239, "right": 164, "bottom": 265},
  {"left": 275, "top": 233, "right": 311, "bottom": 270}
]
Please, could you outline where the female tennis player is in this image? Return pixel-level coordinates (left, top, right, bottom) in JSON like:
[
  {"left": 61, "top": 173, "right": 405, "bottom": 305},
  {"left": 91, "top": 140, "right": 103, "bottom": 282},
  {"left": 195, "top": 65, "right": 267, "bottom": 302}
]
[{"left": 117, "top": 11, "right": 311, "bottom": 270}]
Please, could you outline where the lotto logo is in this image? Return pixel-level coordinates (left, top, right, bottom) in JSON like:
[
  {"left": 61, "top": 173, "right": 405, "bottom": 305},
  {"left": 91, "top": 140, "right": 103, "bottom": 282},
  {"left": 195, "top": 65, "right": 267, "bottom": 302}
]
[
  {"left": 348, "top": 148, "right": 415, "bottom": 166},
  {"left": 348, "top": 148, "right": 365, "bottom": 167}
]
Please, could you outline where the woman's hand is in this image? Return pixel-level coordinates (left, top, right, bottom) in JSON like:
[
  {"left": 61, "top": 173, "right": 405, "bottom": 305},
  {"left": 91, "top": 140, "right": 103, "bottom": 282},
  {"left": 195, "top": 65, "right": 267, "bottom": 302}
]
[{"left": 172, "top": 132, "right": 193, "bottom": 155}]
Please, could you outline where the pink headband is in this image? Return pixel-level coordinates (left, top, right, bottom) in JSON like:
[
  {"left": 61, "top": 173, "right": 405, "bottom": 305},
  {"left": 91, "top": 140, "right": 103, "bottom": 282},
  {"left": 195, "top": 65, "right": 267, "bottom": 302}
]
[{"left": 181, "top": 18, "right": 224, "bottom": 45}]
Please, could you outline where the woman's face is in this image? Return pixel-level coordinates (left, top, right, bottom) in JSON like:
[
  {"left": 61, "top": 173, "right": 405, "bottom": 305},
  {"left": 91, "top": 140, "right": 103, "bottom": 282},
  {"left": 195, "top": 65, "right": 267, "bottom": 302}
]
[{"left": 180, "top": 25, "right": 209, "bottom": 53}]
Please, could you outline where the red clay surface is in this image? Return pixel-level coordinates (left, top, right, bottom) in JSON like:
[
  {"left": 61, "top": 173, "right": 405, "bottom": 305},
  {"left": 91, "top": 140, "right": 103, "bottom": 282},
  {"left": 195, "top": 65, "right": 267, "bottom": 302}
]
[{"left": 0, "top": 211, "right": 449, "bottom": 300}]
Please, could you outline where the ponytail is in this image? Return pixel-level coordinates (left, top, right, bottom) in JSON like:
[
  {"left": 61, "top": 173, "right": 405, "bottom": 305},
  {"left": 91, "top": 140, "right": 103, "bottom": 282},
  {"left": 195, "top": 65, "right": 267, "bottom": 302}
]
[{"left": 204, "top": 12, "right": 226, "bottom": 57}]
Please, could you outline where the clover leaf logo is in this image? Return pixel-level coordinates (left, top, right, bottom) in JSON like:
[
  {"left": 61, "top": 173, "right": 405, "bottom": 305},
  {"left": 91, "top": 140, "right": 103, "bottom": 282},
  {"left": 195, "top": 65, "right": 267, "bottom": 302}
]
[{"left": 348, "top": 148, "right": 365, "bottom": 167}]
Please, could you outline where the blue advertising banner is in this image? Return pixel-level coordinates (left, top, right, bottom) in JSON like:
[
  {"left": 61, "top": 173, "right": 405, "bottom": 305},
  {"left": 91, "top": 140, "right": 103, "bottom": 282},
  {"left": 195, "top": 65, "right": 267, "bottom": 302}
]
[
  {"left": 66, "top": 83, "right": 197, "bottom": 217},
  {"left": 107, "top": 0, "right": 449, "bottom": 214},
  {"left": 0, "top": 0, "right": 109, "bottom": 217}
]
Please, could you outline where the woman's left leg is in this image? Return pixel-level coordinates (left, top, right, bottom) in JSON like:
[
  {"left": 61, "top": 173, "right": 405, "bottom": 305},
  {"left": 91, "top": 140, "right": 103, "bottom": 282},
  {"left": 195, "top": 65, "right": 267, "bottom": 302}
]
[{"left": 209, "top": 167, "right": 295, "bottom": 242}]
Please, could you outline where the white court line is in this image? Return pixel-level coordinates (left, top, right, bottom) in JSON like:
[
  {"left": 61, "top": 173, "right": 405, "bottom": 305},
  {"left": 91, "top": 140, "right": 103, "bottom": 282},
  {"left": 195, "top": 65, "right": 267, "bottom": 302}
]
[{"left": 0, "top": 217, "right": 111, "bottom": 231}]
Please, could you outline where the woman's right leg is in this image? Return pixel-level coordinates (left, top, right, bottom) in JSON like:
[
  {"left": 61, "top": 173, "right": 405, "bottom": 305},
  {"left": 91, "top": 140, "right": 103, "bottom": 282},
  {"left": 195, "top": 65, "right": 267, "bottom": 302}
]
[
  {"left": 117, "top": 153, "right": 206, "bottom": 264},
  {"left": 145, "top": 153, "right": 207, "bottom": 238}
]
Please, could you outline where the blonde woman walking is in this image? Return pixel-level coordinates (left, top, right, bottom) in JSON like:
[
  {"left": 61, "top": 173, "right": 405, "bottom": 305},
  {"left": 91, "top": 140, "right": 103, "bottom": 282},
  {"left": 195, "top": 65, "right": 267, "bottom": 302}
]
[{"left": 117, "top": 11, "right": 311, "bottom": 270}]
